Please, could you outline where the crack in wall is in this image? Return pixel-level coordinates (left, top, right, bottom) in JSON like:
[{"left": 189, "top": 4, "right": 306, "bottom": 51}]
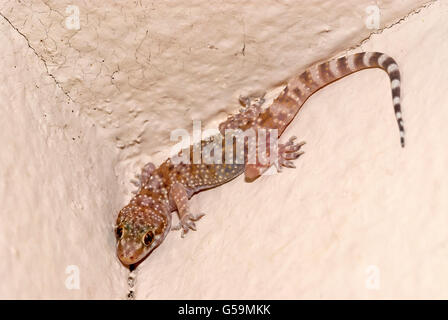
[
  {"left": 0, "top": 11, "right": 75, "bottom": 103},
  {"left": 0, "top": 1, "right": 436, "bottom": 111},
  {"left": 349, "top": 0, "right": 437, "bottom": 51}
]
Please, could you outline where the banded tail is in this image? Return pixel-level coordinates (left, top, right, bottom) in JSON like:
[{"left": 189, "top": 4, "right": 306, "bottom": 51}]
[{"left": 265, "top": 52, "right": 405, "bottom": 147}]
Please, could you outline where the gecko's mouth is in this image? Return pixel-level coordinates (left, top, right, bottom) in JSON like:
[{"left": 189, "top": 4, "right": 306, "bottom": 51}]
[{"left": 118, "top": 254, "right": 139, "bottom": 266}]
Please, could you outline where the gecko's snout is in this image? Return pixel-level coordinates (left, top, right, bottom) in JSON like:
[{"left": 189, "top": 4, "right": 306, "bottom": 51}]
[
  {"left": 117, "top": 239, "right": 144, "bottom": 266},
  {"left": 118, "top": 252, "right": 137, "bottom": 266}
]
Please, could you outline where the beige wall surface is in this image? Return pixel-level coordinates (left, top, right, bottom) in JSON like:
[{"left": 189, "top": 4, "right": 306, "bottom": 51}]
[{"left": 0, "top": 0, "right": 445, "bottom": 299}]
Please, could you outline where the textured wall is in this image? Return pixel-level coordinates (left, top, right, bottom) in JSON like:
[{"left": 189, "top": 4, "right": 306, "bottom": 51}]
[
  {"left": 0, "top": 0, "right": 431, "bottom": 177},
  {"left": 0, "top": 0, "right": 445, "bottom": 299}
]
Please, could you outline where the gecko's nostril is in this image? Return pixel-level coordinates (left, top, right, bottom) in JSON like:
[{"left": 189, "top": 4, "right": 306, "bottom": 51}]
[{"left": 119, "top": 254, "right": 137, "bottom": 266}]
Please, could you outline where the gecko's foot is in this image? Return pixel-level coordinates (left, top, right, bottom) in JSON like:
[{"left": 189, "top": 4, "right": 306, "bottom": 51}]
[
  {"left": 171, "top": 213, "right": 205, "bottom": 238},
  {"left": 276, "top": 136, "right": 306, "bottom": 171},
  {"left": 219, "top": 93, "right": 266, "bottom": 134},
  {"left": 238, "top": 92, "right": 266, "bottom": 113},
  {"left": 131, "top": 162, "right": 156, "bottom": 194}
]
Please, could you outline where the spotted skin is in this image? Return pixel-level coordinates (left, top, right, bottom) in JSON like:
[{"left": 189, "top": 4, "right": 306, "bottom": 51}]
[
  {"left": 220, "top": 52, "right": 405, "bottom": 179},
  {"left": 115, "top": 52, "right": 405, "bottom": 266},
  {"left": 116, "top": 135, "right": 244, "bottom": 265}
]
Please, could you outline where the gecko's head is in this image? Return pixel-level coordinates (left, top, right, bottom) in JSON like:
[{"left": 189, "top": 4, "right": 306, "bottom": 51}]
[{"left": 115, "top": 194, "right": 171, "bottom": 266}]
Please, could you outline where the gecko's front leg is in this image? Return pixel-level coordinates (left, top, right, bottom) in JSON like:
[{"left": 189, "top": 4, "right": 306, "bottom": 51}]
[{"left": 170, "top": 182, "right": 205, "bottom": 238}]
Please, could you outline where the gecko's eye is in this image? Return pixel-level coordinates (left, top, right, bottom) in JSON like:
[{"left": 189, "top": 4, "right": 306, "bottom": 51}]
[
  {"left": 143, "top": 230, "right": 155, "bottom": 246},
  {"left": 116, "top": 225, "right": 124, "bottom": 240}
]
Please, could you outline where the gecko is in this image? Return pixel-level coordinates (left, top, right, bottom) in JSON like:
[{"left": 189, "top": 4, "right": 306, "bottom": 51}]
[{"left": 115, "top": 51, "right": 404, "bottom": 267}]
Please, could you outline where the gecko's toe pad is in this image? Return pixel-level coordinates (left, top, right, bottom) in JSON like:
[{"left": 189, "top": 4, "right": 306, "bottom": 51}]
[
  {"left": 171, "top": 213, "right": 205, "bottom": 238},
  {"left": 277, "top": 137, "right": 306, "bottom": 171}
]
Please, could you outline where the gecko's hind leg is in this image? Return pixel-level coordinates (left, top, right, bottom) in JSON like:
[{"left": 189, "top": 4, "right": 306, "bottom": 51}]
[
  {"left": 131, "top": 162, "right": 156, "bottom": 194},
  {"left": 276, "top": 136, "right": 306, "bottom": 171},
  {"left": 169, "top": 182, "right": 205, "bottom": 238},
  {"left": 238, "top": 92, "right": 266, "bottom": 114},
  {"left": 244, "top": 137, "right": 305, "bottom": 180},
  {"left": 219, "top": 93, "right": 266, "bottom": 134}
]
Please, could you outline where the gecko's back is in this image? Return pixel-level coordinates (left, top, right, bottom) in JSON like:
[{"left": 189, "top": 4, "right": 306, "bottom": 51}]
[{"left": 157, "top": 134, "right": 246, "bottom": 196}]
